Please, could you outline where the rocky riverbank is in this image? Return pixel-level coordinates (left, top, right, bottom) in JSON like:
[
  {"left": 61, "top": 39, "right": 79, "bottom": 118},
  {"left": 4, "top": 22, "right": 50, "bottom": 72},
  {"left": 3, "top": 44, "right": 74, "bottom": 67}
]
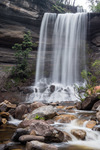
[{"left": 0, "top": 93, "right": 100, "bottom": 150}]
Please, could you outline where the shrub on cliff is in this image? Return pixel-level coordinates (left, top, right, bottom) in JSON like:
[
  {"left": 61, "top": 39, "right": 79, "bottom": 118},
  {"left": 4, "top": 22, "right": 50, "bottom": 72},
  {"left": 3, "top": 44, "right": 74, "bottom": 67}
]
[{"left": 12, "top": 31, "right": 33, "bottom": 78}]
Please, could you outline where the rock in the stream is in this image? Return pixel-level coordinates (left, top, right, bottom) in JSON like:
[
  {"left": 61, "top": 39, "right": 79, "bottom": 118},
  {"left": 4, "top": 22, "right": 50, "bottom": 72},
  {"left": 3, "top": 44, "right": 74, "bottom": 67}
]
[
  {"left": 12, "top": 128, "right": 29, "bottom": 142},
  {"left": 92, "top": 100, "right": 100, "bottom": 111},
  {"left": 96, "top": 111, "right": 100, "bottom": 122},
  {"left": 0, "top": 100, "right": 16, "bottom": 112},
  {"left": 71, "top": 129, "right": 86, "bottom": 140},
  {"left": 82, "top": 94, "right": 100, "bottom": 110},
  {"left": 30, "top": 102, "right": 45, "bottom": 112},
  {"left": 86, "top": 120, "right": 96, "bottom": 129},
  {"left": 25, "top": 105, "right": 57, "bottom": 120},
  {"left": 19, "top": 119, "right": 64, "bottom": 142},
  {"left": 19, "top": 135, "right": 45, "bottom": 143},
  {"left": 15, "top": 104, "right": 28, "bottom": 120},
  {"left": 54, "top": 114, "right": 77, "bottom": 123},
  {"left": 63, "top": 131, "right": 72, "bottom": 142},
  {"left": 26, "top": 141, "right": 58, "bottom": 150}
]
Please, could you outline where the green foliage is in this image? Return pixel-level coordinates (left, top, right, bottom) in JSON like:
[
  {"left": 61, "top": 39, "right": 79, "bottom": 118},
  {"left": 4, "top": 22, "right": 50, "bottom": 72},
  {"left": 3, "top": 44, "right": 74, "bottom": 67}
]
[
  {"left": 74, "top": 70, "right": 97, "bottom": 101},
  {"left": 81, "top": 70, "right": 97, "bottom": 86},
  {"left": 34, "top": 114, "right": 45, "bottom": 120},
  {"left": 52, "top": 4, "right": 65, "bottom": 13},
  {"left": 12, "top": 31, "right": 33, "bottom": 78},
  {"left": 92, "top": 60, "right": 100, "bottom": 75},
  {"left": 88, "top": 0, "right": 100, "bottom": 12}
]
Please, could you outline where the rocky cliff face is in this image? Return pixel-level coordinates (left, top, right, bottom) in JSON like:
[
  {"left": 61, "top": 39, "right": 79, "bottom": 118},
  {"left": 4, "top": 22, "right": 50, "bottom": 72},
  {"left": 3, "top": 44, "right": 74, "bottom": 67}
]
[
  {"left": 0, "top": 0, "right": 42, "bottom": 49},
  {"left": 0, "top": 0, "right": 77, "bottom": 64},
  {"left": 87, "top": 13, "right": 100, "bottom": 84}
]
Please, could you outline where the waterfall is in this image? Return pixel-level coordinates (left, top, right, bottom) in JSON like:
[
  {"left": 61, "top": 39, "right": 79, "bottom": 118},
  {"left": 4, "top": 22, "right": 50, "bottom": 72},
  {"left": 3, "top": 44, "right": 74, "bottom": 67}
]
[{"left": 28, "top": 12, "right": 87, "bottom": 103}]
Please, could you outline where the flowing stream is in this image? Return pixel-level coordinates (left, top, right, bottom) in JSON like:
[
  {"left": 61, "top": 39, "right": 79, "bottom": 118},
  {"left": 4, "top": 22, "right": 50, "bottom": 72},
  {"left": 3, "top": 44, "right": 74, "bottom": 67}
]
[
  {"left": 28, "top": 12, "right": 87, "bottom": 103},
  {"left": 53, "top": 110, "right": 100, "bottom": 150}
]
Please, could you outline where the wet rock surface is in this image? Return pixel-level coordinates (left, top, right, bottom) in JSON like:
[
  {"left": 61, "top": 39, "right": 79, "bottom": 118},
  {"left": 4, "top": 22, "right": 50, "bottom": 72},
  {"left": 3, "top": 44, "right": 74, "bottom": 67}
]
[
  {"left": 71, "top": 129, "right": 86, "bottom": 140},
  {"left": 26, "top": 140, "right": 58, "bottom": 150},
  {"left": 24, "top": 105, "right": 57, "bottom": 120},
  {"left": 81, "top": 94, "right": 100, "bottom": 110},
  {"left": 54, "top": 114, "right": 77, "bottom": 123},
  {"left": 15, "top": 104, "right": 28, "bottom": 120}
]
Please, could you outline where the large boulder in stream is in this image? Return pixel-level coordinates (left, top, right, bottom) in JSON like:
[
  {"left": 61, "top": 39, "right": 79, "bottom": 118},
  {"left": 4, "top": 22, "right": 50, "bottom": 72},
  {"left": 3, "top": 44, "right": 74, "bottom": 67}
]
[
  {"left": 24, "top": 105, "right": 57, "bottom": 120},
  {"left": 15, "top": 104, "right": 28, "bottom": 120},
  {"left": 82, "top": 94, "right": 100, "bottom": 110},
  {"left": 71, "top": 129, "right": 86, "bottom": 140},
  {"left": 86, "top": 120, "right": 97, "bottom": 129},
  {"left": 26, "top": 141, "right": 58, "bottom": 150},
  {"left": 19, "top": 119, "right": 65, "bottom": 143}
]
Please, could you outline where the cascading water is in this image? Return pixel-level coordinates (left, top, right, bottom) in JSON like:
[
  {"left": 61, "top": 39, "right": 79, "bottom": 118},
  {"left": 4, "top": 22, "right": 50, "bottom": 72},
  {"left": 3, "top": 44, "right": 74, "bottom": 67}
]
[
  {"left": 26, "top": 12, "right": 100, "bottom": 149},
  {"left": 28, "top": 12, "right": 87, "bottom": 103}
]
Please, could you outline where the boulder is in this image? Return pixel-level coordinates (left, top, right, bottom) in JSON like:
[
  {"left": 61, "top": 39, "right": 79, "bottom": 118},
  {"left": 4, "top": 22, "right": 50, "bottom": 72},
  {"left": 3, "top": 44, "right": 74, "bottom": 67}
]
[
  {"left": 0, "top": 100, "right": 16, "bottom": 112},
  {"left": 26, "top": 141, "right": 58, "bottom": 150},
  {"left": 19, "top": 119, "right": 64, "bottom": 142},
  {"left": 12, "top": 128, "right": 29, "bottom": 142},
  {"left": 96, "top": 111, "right": 100, "bottom": 122},
  {"left": 71, "top": 129, "right": 86, "bottom": 140},
  {"left": 15, "top": 104, "right": 28, "bottom": 120},
  {"left": 19, "top": 120, "right": 45, "bottom": 128},
  {"left": 82, "top": 94, "right": 100, "bottom": 110},
  {"left": 54, "top": 114, "right": 77, "bottom": 123},
  {"left": 50, "top": 85, "right": 55, "bottom": 93},
  {"left": 86, "top": 120, "right": 96, "bottom": 129},
  {"left": 25, "top": 105, "right": 57, "bottom": 120},
  {"left": 19, "top": 135, "right": 45, "bottom": 143},
  {"left": 30, "top": 102, "right": 45, "bottom": 112},
  {"left": 92, "top": 100, "right": 100, "bottom": 110}
]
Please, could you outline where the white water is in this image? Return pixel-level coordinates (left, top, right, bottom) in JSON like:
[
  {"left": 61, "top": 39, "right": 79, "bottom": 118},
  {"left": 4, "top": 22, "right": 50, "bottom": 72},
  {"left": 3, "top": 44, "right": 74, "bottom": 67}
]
[
  {"left": 8, "top": 115, "right": 22, "bottom": 126},
  {"left": 53, "top": 112, "right": 100, "bottom": 150},
  {"left": 28, "top": 12, "right": 87, "bottom": 103}
]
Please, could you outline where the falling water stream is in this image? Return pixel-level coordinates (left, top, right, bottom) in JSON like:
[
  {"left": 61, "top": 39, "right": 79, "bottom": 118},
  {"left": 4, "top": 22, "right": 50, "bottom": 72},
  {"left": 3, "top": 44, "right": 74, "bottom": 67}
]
[
  {"left": 28, "top": 12, "right": 87, "bottom": 103},
  {"left": 27, "top": 13, "right": 100, "bottom": 149}
]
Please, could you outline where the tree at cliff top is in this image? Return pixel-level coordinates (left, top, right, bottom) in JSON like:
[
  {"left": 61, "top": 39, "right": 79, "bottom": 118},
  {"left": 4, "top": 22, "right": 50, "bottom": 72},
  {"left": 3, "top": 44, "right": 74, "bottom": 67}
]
[
  {"left": 88, "top": 0, "right": 100, "bottom": 12},
  {"left": 12, "top": 31, "right": 33, "bottom": 78}
]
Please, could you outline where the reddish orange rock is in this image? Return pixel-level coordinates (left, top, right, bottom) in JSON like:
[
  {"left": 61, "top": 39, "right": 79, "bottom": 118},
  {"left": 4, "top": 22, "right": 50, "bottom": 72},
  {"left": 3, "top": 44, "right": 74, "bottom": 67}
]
[
  {"left": 86, "top": 120, "right": 96, "bottom": 129},
  {"left": 56, "top": 106, "right": 66, "bottom": 109},
  {"left": 54, "top": 114, "right": 77, "bottom": 123}
]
